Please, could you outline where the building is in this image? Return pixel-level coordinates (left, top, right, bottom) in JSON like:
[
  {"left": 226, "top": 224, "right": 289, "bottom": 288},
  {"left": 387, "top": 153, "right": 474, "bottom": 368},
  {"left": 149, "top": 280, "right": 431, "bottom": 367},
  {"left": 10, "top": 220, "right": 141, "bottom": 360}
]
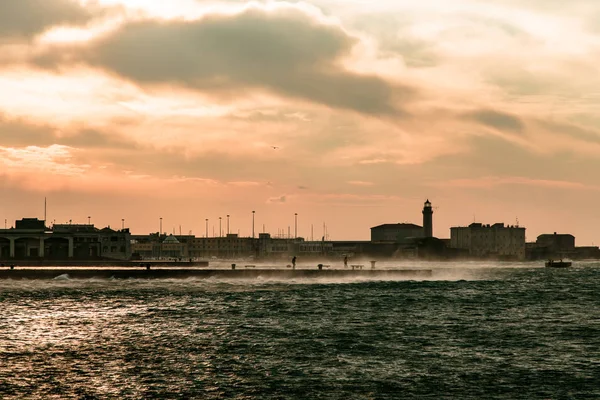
[
  {"left": 371, "top": 223, "right": 423, "bottom": 242},
  {"left": 131, "top": 233, "right": 193, "bottom": 259},
  {"left": 371, "top": 200, "right": 435, "bottom": 242},
  {"left": 537, "top": 233, "right": 575, "bottom": 253},
  {"left": 188, "top": 234, "right": 255, "bottom": 259},
  {"left": 526, "top": 232, "right": 576, "bottom": 260},
  {"left": 450, "top": 222, "right": 526, "bottom": 260},
  {"left": 0, "top": 218, "right": 131, "bottom": 261}
]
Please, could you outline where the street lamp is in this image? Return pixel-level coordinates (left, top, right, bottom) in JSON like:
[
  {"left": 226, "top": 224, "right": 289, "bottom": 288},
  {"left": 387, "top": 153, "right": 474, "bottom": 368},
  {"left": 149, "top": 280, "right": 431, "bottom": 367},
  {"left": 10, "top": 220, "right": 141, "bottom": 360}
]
[
  {"left": 295, "top": 213, "right": 298, "bottom": 239},
  {"left": 219, "top": 217, "right": 222, "bottom": 237},
  {"left": 252, "top": 211, "right": 255, "bottom": 238},
  {"left": 227, "top": 215, "right": 230, "bottom": 235},
  {"left": 160, "top": 217, "right": 162, "bottom": 235},
  {"left": 205, "top": 219, "right": 208, "bottom": 238},
  {"left": 121, "top": 218, "right": 125, "bottom": 230},
  {"left": 88, "top": 216, "right": 91, "bottom": 225}
]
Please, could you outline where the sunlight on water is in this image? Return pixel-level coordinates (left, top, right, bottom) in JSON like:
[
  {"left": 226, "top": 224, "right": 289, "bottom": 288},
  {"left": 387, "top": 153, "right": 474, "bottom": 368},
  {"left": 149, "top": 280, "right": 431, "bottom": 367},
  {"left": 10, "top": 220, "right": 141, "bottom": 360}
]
[{"left": 0, "top": 264, "right": 598, "bottom": 399}]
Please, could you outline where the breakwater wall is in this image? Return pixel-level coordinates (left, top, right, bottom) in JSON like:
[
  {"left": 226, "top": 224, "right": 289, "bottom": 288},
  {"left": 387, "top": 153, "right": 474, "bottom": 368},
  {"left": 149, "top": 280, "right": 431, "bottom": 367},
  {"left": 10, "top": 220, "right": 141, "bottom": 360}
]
[
  {"left": 0, "top": 260, "right": 209, "bottom": 268},
  {"left": 0, "top": 268, "right": 433, "bottom": 280}
]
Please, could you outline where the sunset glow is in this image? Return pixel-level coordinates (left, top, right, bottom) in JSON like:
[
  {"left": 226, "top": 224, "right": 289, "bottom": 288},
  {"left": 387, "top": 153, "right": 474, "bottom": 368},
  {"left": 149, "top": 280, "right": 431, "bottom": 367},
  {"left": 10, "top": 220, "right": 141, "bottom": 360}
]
[{"left": 2, "top": 0, "right": 600, "bottom": 243}]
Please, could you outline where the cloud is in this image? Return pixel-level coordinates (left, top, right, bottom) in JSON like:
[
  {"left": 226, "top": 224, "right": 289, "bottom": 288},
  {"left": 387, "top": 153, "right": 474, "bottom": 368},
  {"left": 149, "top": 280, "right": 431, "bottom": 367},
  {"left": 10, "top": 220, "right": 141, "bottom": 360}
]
[
  {"left": 0, "top": 144, "right": 86, "bottom": 176},
  {"left": 32, "top": 3, "right": 411, "bottom": 116},
  {"left": 0, "top": 0, "right": 100, "bottom": 40},
  {"left": 0, "top": 113, "right": 138, "bottom": 150},
  {"left": 267, "top": 195, "right": 287, "bottom": 204},
  {"left": 464, "top": 109, "right": 525, "bottom": 134},
  {"left": 228, "top": 181, "right": 263, "bottom": 187},
  {"left": 431, "top": 176, "right": 589, "bottom": 190},
  {"left": 537, "top": 120, "right": 600, "bottom": 145},
  {"left": 348, "top": 180, "right": 374, "bottom": 186}
]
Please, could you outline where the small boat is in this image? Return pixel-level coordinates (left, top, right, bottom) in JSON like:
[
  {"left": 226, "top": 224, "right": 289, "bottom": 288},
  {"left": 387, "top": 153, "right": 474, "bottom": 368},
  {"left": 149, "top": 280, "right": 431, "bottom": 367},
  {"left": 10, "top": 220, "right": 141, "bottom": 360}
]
[{"left": 545, "top": 260, "right": 572, "bottom": 268}]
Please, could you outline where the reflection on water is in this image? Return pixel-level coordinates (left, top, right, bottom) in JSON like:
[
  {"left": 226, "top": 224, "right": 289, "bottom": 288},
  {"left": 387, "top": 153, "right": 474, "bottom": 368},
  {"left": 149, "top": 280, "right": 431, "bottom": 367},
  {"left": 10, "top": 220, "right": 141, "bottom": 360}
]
[{"left": 0, "top": 264, "right": 599, "bottom": 399}]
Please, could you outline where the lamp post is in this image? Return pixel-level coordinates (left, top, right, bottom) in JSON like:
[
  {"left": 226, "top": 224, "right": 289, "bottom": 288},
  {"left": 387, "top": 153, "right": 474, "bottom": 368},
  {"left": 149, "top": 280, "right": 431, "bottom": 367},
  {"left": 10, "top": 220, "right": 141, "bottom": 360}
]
[
  {"left": 121, "top": 218, "right": 125, "bottom": 230},
  {"left": 160, "top": 217, "right": 162, "bottom": 235},
  {"left": 88, "top": 216, "right": 91, "bottom": 225},
  {"left": 294, "top": 213, "right": 298, "bottom": 239},
  {"left": 227, "top": 215, "right": 230, "bottom": 235},
  {"left": 252, "top": 211, "right": 255, "bottom": 238},
  {"left": 205, "top": 219, "right": 208, "bottom": 238},
  {"left": 219, "top": 217, "right": 222, "bottom": 237}
]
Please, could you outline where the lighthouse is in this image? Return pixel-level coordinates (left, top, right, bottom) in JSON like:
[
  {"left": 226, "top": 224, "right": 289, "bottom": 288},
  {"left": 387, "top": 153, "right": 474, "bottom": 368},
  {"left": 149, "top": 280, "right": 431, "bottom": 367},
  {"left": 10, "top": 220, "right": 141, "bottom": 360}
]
[{"left": 422, "top": 199, "right": 433, "bottom": 238}]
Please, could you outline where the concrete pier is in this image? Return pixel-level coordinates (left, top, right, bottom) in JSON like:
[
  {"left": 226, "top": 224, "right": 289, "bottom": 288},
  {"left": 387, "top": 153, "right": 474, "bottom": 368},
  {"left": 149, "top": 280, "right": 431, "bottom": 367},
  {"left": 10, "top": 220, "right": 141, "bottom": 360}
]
[
  {"left": 0, "top": 268, "right": 433, "bottom": 280},
  {"left": 0, "top": 260, "right": 209, "bottom": 268}
]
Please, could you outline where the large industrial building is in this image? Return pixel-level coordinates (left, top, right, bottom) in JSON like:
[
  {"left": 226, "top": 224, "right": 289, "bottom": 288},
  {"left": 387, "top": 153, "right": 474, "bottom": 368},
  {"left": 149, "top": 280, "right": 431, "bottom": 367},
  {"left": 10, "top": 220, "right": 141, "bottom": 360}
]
[{"left": 450, "top": 222, "right": 526, "bottom": 260}]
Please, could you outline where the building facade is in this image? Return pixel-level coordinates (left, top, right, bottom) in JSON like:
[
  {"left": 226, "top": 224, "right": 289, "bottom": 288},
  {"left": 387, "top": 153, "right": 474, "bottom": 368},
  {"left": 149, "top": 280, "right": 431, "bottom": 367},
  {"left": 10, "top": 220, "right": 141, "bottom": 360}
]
[
  {"left": 371, "top": 199, "right": 434, "bottom": 242},
  {"left": 370, "top": 223, "right": 424, "bottom": 242},
  {"left": 131, "top": 233, "right": 193, "bottom": 259},
  {"left": 0, "top": 218, "right": 131, "bottom": 260},
  {"left": 450, "top": 222, "right": 526, "bottom": 260},
  {"left": 536, "top": 233, "right": 575, "bottom": 253}
]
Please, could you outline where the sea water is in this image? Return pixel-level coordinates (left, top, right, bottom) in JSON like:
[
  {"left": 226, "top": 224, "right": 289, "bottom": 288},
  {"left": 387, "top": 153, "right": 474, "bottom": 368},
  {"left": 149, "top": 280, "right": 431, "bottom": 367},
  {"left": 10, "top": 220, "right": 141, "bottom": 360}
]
[{"left": 0, "top": 263, "right": 598, "bottom": 399}]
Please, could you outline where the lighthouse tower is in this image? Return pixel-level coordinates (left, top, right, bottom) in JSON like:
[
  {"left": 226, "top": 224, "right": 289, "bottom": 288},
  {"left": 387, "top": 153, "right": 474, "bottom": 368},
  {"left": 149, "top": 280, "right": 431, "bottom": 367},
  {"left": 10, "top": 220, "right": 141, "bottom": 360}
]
[{"left": 422, "top": 199, "right": 433, "bottom": 238}]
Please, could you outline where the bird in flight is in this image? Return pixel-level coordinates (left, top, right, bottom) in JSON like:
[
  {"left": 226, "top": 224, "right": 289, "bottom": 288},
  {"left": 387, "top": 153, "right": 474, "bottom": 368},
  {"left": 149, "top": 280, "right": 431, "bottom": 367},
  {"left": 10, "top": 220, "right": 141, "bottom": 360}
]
[{"left": 272, "top": 146, "right": 279, "bottom": 150}]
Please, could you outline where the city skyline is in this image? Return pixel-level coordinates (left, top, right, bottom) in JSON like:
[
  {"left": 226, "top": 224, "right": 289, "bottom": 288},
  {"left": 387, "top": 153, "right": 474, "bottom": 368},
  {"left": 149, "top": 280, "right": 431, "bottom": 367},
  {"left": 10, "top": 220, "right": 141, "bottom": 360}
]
[
  {"left": 2, "top": 1, "right": 600, "bottom": 245},
  {"left": 0, "top": 196, "right": 590, "bottom": 246}
]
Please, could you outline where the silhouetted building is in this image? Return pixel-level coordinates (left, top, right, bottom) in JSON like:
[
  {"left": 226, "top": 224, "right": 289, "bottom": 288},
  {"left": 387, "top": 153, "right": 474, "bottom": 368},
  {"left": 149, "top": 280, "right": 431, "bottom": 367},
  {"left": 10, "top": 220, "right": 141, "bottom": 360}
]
[
  {"left": 371, "top": 223, "right": 423, "bottom": 242},
  {"left": 0, "top": 218, "right": 130, "bottom": 260},
  {"left": 526, "top": 232, "right": 576, "bottom": 260},
  {"left": 451, "top": 222, "right": 526, "bottom": 260},
  {"left": 15, "top": 218, "right": 47, "bottom": 230},
  {"left": 371, "top": 199, "right": 434, "bottom": 242},
  {"left": 537, "top": 233, "right": 575, "bottom": 253},
  {"left": 131, "top": 233, "right": 194, "bottom": 259},
  {"left": 572, "top": 246, "right": 600, "bottom": 260}
]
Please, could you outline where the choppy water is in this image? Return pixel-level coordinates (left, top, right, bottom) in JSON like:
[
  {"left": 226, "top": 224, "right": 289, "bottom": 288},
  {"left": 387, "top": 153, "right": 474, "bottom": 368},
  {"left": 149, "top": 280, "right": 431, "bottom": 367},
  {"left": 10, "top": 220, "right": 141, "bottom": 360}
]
[{"left": 1, "top": 263, "right": 599, "bottom": 399}]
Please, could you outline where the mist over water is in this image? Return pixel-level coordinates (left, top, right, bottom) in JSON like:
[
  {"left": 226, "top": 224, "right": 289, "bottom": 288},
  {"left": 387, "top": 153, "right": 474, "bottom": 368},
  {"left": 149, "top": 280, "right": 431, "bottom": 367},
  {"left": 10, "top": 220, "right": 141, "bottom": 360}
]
[{"left": 1, "top": 263, "right": 599, "bottom": 399}]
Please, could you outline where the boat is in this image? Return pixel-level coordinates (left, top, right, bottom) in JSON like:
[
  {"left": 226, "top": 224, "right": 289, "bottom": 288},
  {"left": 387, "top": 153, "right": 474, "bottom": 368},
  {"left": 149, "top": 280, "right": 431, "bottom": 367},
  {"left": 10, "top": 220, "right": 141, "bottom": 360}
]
[{"left": 545, "top": 259, "right": 572, "bottom": 268}]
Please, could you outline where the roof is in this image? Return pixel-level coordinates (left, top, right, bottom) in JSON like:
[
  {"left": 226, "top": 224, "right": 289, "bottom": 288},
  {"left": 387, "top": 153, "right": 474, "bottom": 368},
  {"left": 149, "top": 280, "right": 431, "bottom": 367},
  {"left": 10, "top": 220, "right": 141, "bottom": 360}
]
[
  {"left": 162, "top": 234, "right": 180, "bottom": 244},
  {"left": 371, "top": 223, "right": 423, "bottom": 230},
  {"left": 538, "top": 233, "right": 575, "bottom": 239}
]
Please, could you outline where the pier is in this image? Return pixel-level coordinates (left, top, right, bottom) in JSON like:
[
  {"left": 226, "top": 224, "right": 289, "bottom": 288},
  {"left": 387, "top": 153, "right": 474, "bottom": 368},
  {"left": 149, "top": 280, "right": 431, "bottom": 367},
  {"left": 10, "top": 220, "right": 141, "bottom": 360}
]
[{"left": 0, "top": 268, "right": 433, "bottom": 280}]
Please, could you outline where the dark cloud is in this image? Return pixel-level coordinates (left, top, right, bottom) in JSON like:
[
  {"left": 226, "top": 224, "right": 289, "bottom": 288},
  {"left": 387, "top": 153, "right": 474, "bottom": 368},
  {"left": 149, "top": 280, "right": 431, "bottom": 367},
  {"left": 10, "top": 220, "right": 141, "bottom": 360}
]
[
  {"left": 465, "top": 109, "right": 525, "bottom": 134},
  {"left": 34, "top": 5, "right": 412, "bottom": 116},
  {"left": 59, "top": 128, "right": 139, "bottom": 149},
  {"left": 0, "top": 0, "right": 96, "bottom": 40},
  {"left": 0, "top": 115, "right": 52, "bottom": 146}
]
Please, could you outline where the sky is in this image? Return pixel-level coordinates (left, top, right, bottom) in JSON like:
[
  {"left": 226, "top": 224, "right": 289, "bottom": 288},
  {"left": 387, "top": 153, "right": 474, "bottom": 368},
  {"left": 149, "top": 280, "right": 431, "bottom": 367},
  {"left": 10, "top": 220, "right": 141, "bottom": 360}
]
[{"left": 1, "top": 0, "right": 600, "bottom": 244}]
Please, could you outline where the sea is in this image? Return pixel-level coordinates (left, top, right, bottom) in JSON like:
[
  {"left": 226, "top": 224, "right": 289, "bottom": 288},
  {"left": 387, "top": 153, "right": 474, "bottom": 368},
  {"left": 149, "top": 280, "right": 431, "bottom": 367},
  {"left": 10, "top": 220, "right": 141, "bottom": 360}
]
[{"left": 0, "top": 261, "right": 598, "bottom": 399}]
